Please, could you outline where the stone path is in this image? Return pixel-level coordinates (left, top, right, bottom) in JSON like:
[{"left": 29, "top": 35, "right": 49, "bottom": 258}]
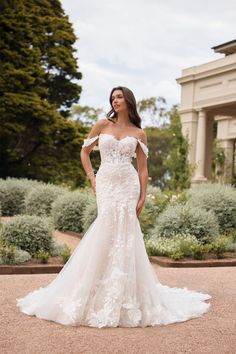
[{"left": 1, "top": 265, "right": 235, "bottom": 354}]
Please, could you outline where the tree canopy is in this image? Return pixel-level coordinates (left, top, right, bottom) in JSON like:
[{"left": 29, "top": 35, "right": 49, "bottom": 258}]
[{"left": 0, "top": 0, "right": 84, "bottom": 186}]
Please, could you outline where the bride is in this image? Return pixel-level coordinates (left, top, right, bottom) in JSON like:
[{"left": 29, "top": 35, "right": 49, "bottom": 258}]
[{"left": 17, "top": 86, "right": 211, "bottom": 328}]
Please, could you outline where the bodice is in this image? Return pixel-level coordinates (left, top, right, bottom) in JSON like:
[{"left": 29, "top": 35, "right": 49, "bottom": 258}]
[{"left": 82, "top": 133, "right": 148, "bottom": 164}]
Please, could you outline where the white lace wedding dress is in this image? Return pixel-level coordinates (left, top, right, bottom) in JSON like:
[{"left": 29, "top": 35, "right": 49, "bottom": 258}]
[{"left": 17, "top": 133, "right": 211, "bottom": 328}]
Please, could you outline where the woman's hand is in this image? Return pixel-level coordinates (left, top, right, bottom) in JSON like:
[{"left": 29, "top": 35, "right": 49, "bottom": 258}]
[{"left": 136, "top": 197, "right": 145, "bottom": 218}]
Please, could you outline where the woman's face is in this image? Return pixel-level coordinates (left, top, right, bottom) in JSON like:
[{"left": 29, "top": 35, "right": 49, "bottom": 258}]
[{"left": 111, "top": 90, "right": 127, "bottom": 113}]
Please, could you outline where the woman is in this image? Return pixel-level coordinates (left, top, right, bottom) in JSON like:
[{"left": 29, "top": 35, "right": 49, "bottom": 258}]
[{"left": 17, "top": 86, "right": 211, "bottom": 328}]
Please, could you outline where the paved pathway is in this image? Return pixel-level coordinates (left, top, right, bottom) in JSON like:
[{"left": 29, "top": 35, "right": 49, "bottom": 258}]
[{"left": 1, "top": 265, "right": 235, "bottom": 354}]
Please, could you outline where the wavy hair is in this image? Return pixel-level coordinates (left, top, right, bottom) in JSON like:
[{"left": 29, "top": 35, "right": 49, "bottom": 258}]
[{"left": 106, "top": 86, "right": 142, "bottom": 128}]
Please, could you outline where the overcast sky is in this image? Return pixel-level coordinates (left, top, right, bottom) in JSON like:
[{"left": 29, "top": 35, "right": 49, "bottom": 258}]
[{"left": 61, "top": 0, "right": 235, "bottom": 117}]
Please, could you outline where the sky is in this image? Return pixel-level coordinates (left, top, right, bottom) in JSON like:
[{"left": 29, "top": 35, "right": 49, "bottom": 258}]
[{"left": 61, "top": 0, "right": 236, "bottom": 118}]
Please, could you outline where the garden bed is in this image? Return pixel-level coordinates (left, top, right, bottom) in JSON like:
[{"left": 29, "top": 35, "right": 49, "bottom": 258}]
[{"left": 1, "top": 247, "right": 236, "bottom": 274}]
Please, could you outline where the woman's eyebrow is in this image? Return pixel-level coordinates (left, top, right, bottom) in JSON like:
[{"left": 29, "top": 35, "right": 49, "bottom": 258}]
[{"left": 112, "top": 94, "right": 123, "bottom": 99}]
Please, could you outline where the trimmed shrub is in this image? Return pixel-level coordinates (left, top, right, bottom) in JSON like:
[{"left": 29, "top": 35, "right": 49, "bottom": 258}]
[
  {"left": 25, "top": 184, "right": 66, "bottom": 216},
  {"left": 35, "top": 249, "right": 50, "bottom": 263},
  {"left": 50, "top": 240, "right": 70, "bottom": 256},
  {"left": 188, "top": 183, "right": 236, "bottom": 233},
  {"left": 0, "top": 239, "right": 31, "bottom": 264},
  {"left": 13, "top": 249, "right": 31, "bottom": 264},
  {"left": 0, "top": 178, "right": 41, "bottom": 216},
  {"left": 51, "top": 190, "right": 89, "bottom": 233},
  {"left": 61, "top": 246, "right": 71, "bottom": 264},
  {"left": 145, "top": 233, "right": 198, "bottom": 258},
  {"left": 151, "top": 203, "right": 219, "bottom": 243},
  {"left": 81, "top": 196, "right": 97, "bottom": 233},
  {"left": 0, "top": 215, "right": 53, "bottom": 255},
  {"left": 210, "top": 236, "right": 228, "bottom": 259},
  {"left": 140, "top": 185, "right": 170, "bottom": 238}
]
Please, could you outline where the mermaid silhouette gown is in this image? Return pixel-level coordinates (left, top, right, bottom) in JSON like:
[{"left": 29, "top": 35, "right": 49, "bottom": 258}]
[{"left": 16, "top": 133, "right": 211, "bottom": 328}]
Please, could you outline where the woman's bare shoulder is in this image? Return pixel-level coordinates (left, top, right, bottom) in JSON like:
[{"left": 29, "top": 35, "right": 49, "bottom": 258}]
[
  {"left": 136, "top": 128, "right": 147, "bottom": 143},
  {"left": 96, "top": 117, "right": 110, "bottom": 128}
]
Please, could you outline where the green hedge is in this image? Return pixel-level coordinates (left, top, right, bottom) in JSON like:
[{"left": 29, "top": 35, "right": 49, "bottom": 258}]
[
  {"left": 0, "top": 178, "right": 40, "bottom": 216},
  {"left": 51, "top": 190, "right": 90, "bottom": 233},
  {"left": 188, "top": 183, "right": 236, "bottom": 233},
  {"left": 0, "top": 215, "right": 53, "bottom": 255},
  {"left": 25, "top": 184, "right": 66, "bottom": 216},
  {"left": 151, "top": 203, "right": 219, "bottom": 243}
]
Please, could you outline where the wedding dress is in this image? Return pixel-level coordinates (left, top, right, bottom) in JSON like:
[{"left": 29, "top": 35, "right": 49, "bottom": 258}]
[{"left": 16, "top": 133, "right": 211, "bottom": 328}]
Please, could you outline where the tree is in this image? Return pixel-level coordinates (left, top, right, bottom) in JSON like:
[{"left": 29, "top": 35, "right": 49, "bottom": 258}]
[
  {"left": 143, "top": 127, "right": 172, "bottom": 188},
  {"left": 71, "top": 105, "right": 105, "bottom": 125},
  {"left": 137, "top": 96, "right": 169, "bottom": 127},
  {"left": 164, "top": 105, "right": 192, "bottom": 191},
  {"left": 0, "top": 0, "right": 83, "bottom": 185}
]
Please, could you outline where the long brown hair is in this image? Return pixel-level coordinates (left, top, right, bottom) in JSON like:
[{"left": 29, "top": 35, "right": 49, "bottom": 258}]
[{"left": 106, "top": 86, "right": 142, "bottom": 128}]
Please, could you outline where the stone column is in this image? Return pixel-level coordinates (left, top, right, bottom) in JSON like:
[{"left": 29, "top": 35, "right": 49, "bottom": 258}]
[{"left": 192, "top": 109, "right": 207, "bottom": 182}]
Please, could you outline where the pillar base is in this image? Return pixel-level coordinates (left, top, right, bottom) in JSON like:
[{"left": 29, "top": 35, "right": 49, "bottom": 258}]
[{"left": 191, "top": 175, "right": 208, "bottom": 183}]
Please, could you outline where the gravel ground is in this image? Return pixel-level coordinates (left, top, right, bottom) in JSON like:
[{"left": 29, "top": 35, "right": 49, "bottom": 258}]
[
  {"left": 1, "top": 265, "right": 235, "bottom": 354},
  {"left": 53, "top": 230, "right": 80, "bottom": 251}
]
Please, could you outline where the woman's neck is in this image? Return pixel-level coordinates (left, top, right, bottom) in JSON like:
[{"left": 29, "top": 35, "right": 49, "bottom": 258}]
[{"left": 115, "top": 112, "right": 132, "bottom": 128}]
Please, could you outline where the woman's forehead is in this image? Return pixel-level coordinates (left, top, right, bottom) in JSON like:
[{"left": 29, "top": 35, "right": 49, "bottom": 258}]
[{"left": 112, "top": 90, "right": 123, "bottom": 98}]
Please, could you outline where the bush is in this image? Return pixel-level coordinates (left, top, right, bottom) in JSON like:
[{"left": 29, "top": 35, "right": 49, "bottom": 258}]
[
  {"left": 60, "top": 246, "right": 71, "bottom": 264},
  {"left": 0, "top": 239, "right": 31, "bottom": 264},
  {"left": 51, "top": 190, "right": 90, "bottom": 233},
  {"left": 145, "top": 233, "right": 198, "bottom": 258},
  {"left": 0, "top": 215, "right": 53, "bottom": 255},
  {"left": 140, "top": 185, "right": 170, "bottom": 238},
  {"left": 81, "top": 197, "right": 97, "bottom": 232},
  {"left": 50, "top": 240, "right": 70, "bottom": 256},
  {"left": 0, "top": 178, "right": 41, "bottom": 216},
  {"left": 188, "top": 183, "right": 236, "bottom": 233},
  {"left": 14, "top": 249, "right": 31, "bottom": 264},
  {"left": 0, "top": 240, "right": 16, "bottom": 264},
  {"left": 25, "top": 184, "right": 66, "bottom": 216},
  {"left": 152, "top": 203, "right": 219, "bottom": 243},
  {"left": 210, "top": 236, "right": 228, "bottom": 259},
  {"left": 189, "top": 243, "right": 209, "bottom": 260},
  {"left": 35, "top": 249, "right": 50, "bottom": 263}
]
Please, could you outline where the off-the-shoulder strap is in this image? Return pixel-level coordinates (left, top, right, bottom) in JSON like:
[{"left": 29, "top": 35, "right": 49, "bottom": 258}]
[
  {"left": 82, "top": 135, "right": 99, "bottom": 148},
  {"left": 137, "top": 139, "right": 149, "bottom": 158}
]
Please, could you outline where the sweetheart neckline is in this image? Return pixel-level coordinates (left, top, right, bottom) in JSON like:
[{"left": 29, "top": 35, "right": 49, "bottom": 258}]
[{"left": 99, "top": 133, "right": 139, "bottom": 142}]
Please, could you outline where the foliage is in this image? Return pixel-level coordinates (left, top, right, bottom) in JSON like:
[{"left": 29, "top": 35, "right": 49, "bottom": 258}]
[
  {"left": 142, "top": 127, "right": 172, "bottom": 188},
  {"left": 152, "top": 203, "right": 219, "bottom": 243},
  {"left": 212, "top": 139, "right": 226, "bottom": 182},
  {"left": 189, "top": 243, "right": 209, "bottom": 260},
  {"left": 164, "top": 105, "right": 192, "bottom": 191},
  {"left": 0, "top": 177, "right": 41, "bottom": 216},
  {"left": 51, "top": 190, "right": 89, "bottom": 233},
  {"left": 137, "top": 96, "right": 169, "bottom": 127},
  {"left": 35, "top": 249, "right": 50, "bottom": 263},
  {"left": 0, "top": 238, "right": 31, "bottom": 264},
  {"left": 81, "top": 193, "right": 97, "bottom": 232},
  {"left": 145, "top": 233, "right": 199, "bottom": 259},
  {"left": 50, "top": 240, "right": 70, "bottom": 256},
  {"left": 71, "top": 105, "right": 105, "bottom": 125},
  {"left": 145, "top": 233, "right": 212, "bottom": 260},
  {"left": 210, "top": 236, "right": 228, "bottom": 259},
  {"left": 140, "top": 185, "right": 170, "bottom": 238},
  {"left": 0, "top": 215, "right": 53, "bottom": 255},
  {"left": 0, "top": 0, "right": 85, "bottom": 186},
  {"left": 60, "top": 245, "right": 71, "bottom": 264},
  {"left": 25, "top": 184, "right": 66, "bottom": 216},
  {"left": 188, "top": 183, "right": 236, "bottom": 233}
]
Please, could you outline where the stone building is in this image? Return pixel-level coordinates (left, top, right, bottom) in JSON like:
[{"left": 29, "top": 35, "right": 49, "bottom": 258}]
[{"left": 176, "top": 39, "right": 236, "bottom": 184}]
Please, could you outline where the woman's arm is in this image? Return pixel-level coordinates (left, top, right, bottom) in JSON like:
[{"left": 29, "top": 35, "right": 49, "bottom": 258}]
[
  {"left": 80, "top": 119, "right": 108, "bottom": 194},
  {"left": 135, "top": 130, "right": 149, "bottom": 217}
]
